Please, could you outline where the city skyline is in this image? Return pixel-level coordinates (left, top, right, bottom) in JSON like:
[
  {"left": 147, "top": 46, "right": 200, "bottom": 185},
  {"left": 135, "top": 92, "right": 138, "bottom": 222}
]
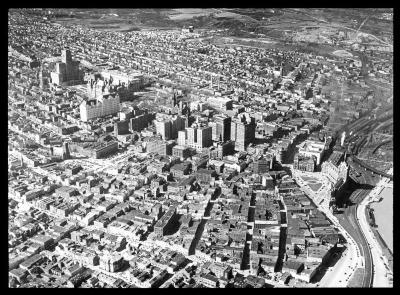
[{"left": 8, "top": 8, "right": 393, "bottom": 288}]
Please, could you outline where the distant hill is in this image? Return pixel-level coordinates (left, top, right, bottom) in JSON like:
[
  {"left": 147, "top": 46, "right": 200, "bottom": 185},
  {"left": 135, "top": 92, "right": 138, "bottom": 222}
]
[{"left": 48, "top": 8, "right": 392, "bottom": 43}]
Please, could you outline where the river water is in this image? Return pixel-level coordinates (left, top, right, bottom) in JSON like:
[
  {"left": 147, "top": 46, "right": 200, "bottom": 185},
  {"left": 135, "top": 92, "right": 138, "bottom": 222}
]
[{"left": 371, "top": 186, "right": 393, "bottom": 252}]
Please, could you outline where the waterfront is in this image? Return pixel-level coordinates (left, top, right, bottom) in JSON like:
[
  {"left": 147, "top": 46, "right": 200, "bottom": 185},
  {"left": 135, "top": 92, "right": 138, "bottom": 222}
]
[{"left": 371, "top": 186, "right": 393, "bottom": 252}]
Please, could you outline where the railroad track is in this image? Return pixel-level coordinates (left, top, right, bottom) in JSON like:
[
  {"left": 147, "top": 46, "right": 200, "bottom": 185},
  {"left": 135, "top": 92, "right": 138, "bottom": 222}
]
[{"left": 351, "top": 156, "right": 393, "bottom": 180}]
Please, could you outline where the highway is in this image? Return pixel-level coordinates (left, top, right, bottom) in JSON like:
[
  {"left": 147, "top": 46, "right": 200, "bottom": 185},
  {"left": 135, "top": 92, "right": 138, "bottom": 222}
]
[
  {"left": 290, "top": 167, "right": 362, "bottom": 287},
  {"left": 356, "top": 175, "right": 392, "bottom": 287},
  {"left": 352, "top": 205, "right": 373, "bottom": 287},
  {"left": 316, "top": 206, "right": 362, "bottom": 287},
  {"left": 337, "top": 170, "right": 393, "bottom": 287},
  {"left": 335, "top": 188, "right": 373, "bottom": 287}
]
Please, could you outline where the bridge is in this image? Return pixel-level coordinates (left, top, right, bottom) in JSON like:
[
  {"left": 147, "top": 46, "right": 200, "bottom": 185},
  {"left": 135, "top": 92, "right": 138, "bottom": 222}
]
[
  {"left": 351, "top": 156, "right": 393, "bottom": 180},
  {"left": 372, "top": 132, "right": 393, "bottom": 138},
  {"left": 371, "top": 139, "right": 392, "bottom": 154},
  {"left": 356, "top": 158, "right": 393, "bottom": 165}
]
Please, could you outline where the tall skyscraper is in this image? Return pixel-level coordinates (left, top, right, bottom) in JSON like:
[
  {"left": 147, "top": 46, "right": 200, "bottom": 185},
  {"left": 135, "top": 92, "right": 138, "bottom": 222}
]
[
  {"left": 171, "top": 116, "right": 186, "bottom": 139},
  {"left": 62, "top": 142, "right": 71, "bottom": 160},
  {"left": 155, "top": 120, "right": 172, "bottom": 140},
  {"left": 185, "top": 125, "right": 212, "bottom": 151},
  {"left": 212, "top": 115, "right": 231, "bottom": 142},
  {"left": 50, "top": 49, "right": 82, "bottom": 86},
  {"left": 178, "top": 130, "right": 187, "bottom": 146},
  {"left": 231, "top": 113, "right": 255, "bottom": 152},
  {"left": 186, "top": 127, "right": 197, "bottom": 148},
  {"left": 197, "top": 126, "right": 212, "bottom": 150},
  {"left": 130, "top": 112, "right": 155, "bottom": 132},
  {"left": 154, "top": 115, "right": 186, "bottom": 140}
]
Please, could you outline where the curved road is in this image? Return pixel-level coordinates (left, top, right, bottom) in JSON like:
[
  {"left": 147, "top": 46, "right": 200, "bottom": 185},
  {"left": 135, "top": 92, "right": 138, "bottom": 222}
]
[
  {"left": 353, "top": 205, "right": 374, "bottom": 287},
  {"left": 340, "top": 174, "right": 392, "bottom": 288},
  {"left": 291, "top": 169, "right": 363, "bottom": 287},
  {"left": 337, "top": 192, "right": 373, "bottom": 287},
  {"left": 356, "top": 175, "right": 393, "bottom": 287}
]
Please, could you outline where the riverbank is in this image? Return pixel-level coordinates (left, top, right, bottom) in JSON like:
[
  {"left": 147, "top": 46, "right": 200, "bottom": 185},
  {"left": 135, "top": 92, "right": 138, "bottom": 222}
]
[{"left": 370, "top": 186, "right": 393, "bottom": 252}]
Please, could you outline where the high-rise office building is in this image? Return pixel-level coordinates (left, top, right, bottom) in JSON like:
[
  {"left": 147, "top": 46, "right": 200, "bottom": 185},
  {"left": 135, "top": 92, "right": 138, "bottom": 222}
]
[
  {"left": 154, "top": 115, "right": 186, "bottom": 140},
  {"left": 231, "top": 113, "right": 255, "bottom": 152},
  {"left": 212, "top": 115, "right": 231, "bottom": 142},
  {"left": 62, "top": 142, "right": 71, "bottom": 160},
  {"left": 155, "top": 120, "right": 172, "bottom": 140},
  {"left": 186, "top": 127, "right": 197, "bottom": 148},
  {"left": 196, "top": 126, "right": 212, "bottom": 150},
  {"left": 209, "top": 141, "right": 235, "bottom": 160},
  {"left": 171, "top": 116, "right": 186, "bottom": 139},
  {"left": 185, "top": 125, "right": 212, "bottom": 151},
  {"left": 50, "top": 49, "right": 82, "bottom": 86},
  {"left": 114, "top": 120, "right": 130, "bottom": 136},
  {"left": 130, "top": 112, "right": 155, "bottom": 132},
  {"left": 147, "top": 139, "right": 176, "bottom": 156},
  {"left": 178, "top": 130, "right": 186, "bottom": 146}
]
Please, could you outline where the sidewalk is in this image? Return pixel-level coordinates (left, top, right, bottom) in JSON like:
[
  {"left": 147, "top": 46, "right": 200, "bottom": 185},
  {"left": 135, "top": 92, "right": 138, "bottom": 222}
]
[
  {"left": 357, "top": 178, "right": 392, "bottom": 287},
  {"left": 291, "top": 169, "right": 361, "bottom": 287}
]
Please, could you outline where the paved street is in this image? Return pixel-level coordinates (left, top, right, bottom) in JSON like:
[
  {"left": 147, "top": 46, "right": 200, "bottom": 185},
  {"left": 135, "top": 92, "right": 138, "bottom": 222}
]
[
  {"left": 290, "top": 168, "right": 362, "bottom": 287},
  {"left": 356, "top": 174, "right": 392, "bottom": 287}
]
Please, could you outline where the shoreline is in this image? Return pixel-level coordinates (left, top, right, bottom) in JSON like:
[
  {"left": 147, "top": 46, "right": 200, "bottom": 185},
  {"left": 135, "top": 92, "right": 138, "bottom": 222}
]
[{"left": 370, "top": 186, "right": 393, "bottom": 253}]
